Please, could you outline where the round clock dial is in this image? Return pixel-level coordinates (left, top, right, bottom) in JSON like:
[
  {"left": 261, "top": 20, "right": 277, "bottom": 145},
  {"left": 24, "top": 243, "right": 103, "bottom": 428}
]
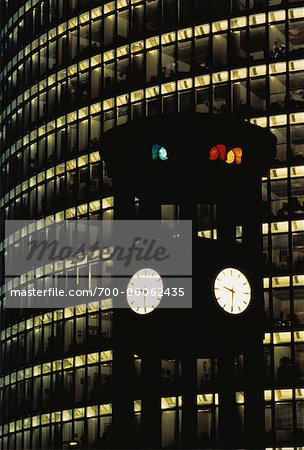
[
  {"left": 214, "top": 268, "right": 251, "bottom": 315},
  {"left": 126, "top": 268, "right": 163, "bottom": 315}
]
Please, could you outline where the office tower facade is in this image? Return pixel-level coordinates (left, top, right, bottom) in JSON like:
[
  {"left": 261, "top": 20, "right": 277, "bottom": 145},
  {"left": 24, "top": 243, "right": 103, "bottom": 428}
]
[{"left": 0, "top": 0, "right": 303, "bottom": 449}]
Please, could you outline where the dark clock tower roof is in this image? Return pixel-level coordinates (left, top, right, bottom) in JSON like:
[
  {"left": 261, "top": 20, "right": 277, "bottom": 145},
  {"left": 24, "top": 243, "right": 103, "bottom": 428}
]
[{"left": 102, "top": 113, "right": 277, "bottom": 202}]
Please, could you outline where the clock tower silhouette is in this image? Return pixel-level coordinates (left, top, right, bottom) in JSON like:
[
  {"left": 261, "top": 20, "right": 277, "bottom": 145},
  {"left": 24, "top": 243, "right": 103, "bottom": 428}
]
[{"left": 102, "top": 113, "right": 276, "bottom": 449}]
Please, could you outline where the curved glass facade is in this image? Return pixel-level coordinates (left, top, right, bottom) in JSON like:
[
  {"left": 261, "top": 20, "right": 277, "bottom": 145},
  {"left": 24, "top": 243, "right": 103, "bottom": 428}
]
[{"left": 1, "top": 0, "right": 304, "bottom": 449}]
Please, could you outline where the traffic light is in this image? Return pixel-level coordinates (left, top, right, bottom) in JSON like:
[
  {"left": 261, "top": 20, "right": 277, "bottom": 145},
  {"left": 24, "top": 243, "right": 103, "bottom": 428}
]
[{"left": 152, "top": 144, "right": 168, "bottom": 161}]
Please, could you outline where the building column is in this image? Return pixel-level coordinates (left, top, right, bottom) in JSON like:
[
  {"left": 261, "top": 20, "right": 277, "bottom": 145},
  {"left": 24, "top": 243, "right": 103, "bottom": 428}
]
[
  {"left": 216, "top": 199, "right": 238, "bottom": 246},
  {"left": 242, "top": 177, "right": 265, "bottom": 450},
  {"left": 141, "top": 352, "right": 161, "bottom": 448},
  {"left": 218, "top": 350, "right": 238, "bottom": 448},
  {"left": 244, "top": 337, "right": 265, "bottom": 449},
  {"left": 114, "top": 192, "right": 135, "bottom": 219},
  {"left": 111, "top": 327, "right": 135, "bottom": 449},
  {"left": 181, "top": 354, "right": 197, "bottom": 448}
]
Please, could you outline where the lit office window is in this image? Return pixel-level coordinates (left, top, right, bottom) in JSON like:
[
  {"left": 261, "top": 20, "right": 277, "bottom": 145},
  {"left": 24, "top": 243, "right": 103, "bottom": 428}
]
[{"left": 161, "top": 397, "right": 182, "bottom": 448}]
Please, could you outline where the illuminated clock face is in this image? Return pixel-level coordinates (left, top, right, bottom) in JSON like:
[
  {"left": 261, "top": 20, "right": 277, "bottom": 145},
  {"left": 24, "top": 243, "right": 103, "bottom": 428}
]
[
  {"left": 126, "top": 268, "right": 163, "bottom": 315},
  {"left": 214, "top": 268, "right": 251, "bottom": 315}
]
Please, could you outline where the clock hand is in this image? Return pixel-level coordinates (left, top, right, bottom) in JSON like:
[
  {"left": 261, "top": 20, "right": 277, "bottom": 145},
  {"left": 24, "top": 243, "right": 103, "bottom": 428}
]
[
  {"left": 223, "top": 286, "right": 234, "bottom": 292},
  {"left": 231, "top": 289, "right": 234, "bottom": 312}
]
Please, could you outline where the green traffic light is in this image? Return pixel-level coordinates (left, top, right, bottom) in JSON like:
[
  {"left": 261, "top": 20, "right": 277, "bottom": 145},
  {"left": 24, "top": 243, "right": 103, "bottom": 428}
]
[
  {"left": 152, "top": 144, "right": 168, "bottom": 161},
  {"left": 158, "top": 146, "right": 168, "bottom": 161}
]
